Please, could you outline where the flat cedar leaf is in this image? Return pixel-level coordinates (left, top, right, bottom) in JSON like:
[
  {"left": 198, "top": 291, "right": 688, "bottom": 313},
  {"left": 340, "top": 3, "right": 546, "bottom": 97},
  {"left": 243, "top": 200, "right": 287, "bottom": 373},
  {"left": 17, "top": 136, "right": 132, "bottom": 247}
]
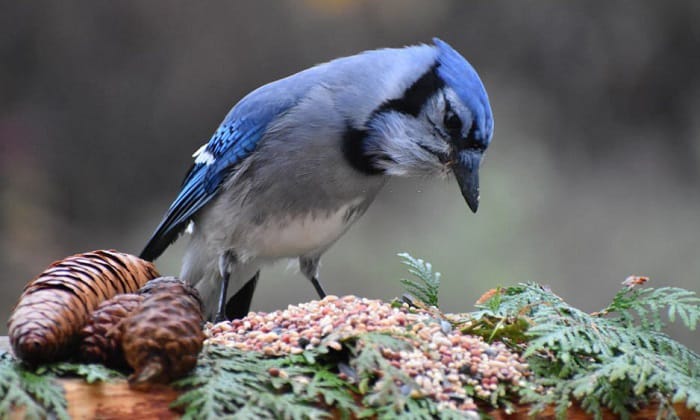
[
  {"left": 303, "top": 351, "right": 316, "bottom": 365},
  {"left": 498, "top": 281, "right": 700, "bottom": 419},
  {"left": 172, "top": 344, "right": 361, "bottom": 419},
  {"left": 38, "top": 362, "right": 124, "bottom": 383},
  {"left": 0, "top": 353, "right": 70, "bottom": 420},
  {"left": 398, "top": 253, "right": 441, "bottom": 307},
  {"left": 668, "top": 304, "right": 677, "bottom": 324}
]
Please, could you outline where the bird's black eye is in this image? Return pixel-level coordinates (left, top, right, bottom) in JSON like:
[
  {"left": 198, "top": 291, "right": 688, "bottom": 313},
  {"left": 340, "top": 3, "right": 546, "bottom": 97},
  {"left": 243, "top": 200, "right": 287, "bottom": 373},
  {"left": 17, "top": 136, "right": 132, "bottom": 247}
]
[
  {"left": 444, "top": 111, "right": 462, "bottom": 132},
  {"left": 443, "top": 101, "right": 462, "bottom": 135},
  {"left": 445, "top": 111, "right": 462, "bottom": 131}
]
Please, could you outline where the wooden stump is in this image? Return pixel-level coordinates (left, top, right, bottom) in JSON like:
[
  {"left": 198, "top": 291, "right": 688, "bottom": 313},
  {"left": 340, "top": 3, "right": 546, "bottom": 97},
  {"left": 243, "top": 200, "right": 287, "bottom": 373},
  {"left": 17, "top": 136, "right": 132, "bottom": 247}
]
[
  {"left": 59, "top": 379, "right": 180, "bottom": 420},
  {"left": 18, "top": 381, "right": 700, "bottom": 419}
]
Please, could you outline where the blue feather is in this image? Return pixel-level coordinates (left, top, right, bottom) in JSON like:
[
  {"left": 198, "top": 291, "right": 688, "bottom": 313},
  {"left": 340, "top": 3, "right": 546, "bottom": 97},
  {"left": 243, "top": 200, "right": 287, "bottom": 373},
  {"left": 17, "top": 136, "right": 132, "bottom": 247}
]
[
  {"left": 433, "top": 37, "right": 494, "bottom": 146},
  {"left": 140, "top": 65, "right": 326, "bottom": 261},
  {"left": 201, "top": 117, "right": 266, "bottom": 194},
  {"left": 141, "top": 98, "right": 286, "bottom": 260}
]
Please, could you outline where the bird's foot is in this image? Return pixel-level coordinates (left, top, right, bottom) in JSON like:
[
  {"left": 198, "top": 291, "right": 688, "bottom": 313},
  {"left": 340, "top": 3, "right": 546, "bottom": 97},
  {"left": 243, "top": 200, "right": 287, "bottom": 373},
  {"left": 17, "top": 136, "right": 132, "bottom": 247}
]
[{"left": 213, "top": 311, "right": 227, "bottom": 324}]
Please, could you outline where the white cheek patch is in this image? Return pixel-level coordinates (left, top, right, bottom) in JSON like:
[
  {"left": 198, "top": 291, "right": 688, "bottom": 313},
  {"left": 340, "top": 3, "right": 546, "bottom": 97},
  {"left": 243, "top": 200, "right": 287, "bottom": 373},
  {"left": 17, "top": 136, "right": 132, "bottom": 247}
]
[
  {"left": 192, "top": 143, "right": 215, "bottom": 165},
  {"left": 369, "top": 111, "right": 449, "bottom": 177}
]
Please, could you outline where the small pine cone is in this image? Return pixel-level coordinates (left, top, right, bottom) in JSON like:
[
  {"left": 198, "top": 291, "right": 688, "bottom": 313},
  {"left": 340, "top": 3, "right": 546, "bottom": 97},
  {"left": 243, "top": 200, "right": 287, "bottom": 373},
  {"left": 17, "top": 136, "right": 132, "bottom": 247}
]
[
  {"left": 121, "top": 284, "right": 204, "bottom": 389},
  {"left": 139, "top": 276, "right": 202, "bottom": 307},
  {"left": 8, "top": 250, "right": 159, "bottom": 364},
  {"left": 80, "top": 293, "right": 144, "bottom": 369}
]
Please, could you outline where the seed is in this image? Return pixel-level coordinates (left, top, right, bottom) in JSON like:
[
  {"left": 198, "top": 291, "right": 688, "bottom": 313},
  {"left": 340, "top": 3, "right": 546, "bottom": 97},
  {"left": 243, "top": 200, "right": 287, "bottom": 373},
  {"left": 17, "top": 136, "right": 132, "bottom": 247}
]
[{"left": 203, "top": 295, "right": 530, "bottom": 414}]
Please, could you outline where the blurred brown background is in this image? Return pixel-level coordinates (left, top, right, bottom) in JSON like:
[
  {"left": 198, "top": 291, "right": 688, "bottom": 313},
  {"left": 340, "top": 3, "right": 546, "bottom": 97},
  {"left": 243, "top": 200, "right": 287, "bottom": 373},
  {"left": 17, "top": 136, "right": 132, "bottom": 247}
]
[{"left": 1, "top": 1, "right": 699, "bottom": 350}]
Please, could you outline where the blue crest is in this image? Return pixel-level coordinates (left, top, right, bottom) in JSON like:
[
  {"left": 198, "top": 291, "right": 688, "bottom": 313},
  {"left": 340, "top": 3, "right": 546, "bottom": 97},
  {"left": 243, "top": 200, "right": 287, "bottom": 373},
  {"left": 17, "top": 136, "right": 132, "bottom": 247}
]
[{"left": 433, "top": 38, "right": 494, "bottom": 145}]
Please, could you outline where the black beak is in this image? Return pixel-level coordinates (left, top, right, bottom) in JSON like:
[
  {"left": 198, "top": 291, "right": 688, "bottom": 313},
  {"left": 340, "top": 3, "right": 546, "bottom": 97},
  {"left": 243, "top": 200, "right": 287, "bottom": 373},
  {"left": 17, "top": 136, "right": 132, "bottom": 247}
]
[{"left": 453, "top": 150, "right": 482, "bottom": 213}]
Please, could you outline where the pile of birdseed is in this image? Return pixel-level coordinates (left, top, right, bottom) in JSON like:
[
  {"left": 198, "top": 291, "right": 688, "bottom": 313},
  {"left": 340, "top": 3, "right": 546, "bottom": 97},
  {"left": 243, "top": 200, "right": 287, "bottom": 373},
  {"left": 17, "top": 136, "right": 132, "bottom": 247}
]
[{"left": 205, "top": 295, "right": 529, "bottom": 412}]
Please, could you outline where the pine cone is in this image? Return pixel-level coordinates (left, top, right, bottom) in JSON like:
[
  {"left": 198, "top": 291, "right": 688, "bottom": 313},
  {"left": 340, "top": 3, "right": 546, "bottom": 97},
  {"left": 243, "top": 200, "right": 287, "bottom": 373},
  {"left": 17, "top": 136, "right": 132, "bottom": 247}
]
[
  {"left": 139, "top": 276, "right": 201, "bottom": 303},
  {"left": 80, "top": 293, "right": 144, "bottom": 369},
  {"left": 121, "top": 280, "right": 204, "bottom": 389},
  {"left": 8, "top": 250, "right": 159, "bottom": 364}
]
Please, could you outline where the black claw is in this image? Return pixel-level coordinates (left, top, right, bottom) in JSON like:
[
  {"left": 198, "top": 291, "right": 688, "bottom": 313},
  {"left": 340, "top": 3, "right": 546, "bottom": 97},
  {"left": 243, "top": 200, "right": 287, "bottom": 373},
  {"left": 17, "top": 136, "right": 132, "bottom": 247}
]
[
  {"left": 225, "top": 272, "right": 259, "bottom": 320},
  {"left": 215, "top": 275, "right": 230, "bottom": 322},
  {"left": 310, "top": 276, "right": 327, "bottom": 299},
  {"left": 215, "top": 251, "right": 234, "bottom": 323}
]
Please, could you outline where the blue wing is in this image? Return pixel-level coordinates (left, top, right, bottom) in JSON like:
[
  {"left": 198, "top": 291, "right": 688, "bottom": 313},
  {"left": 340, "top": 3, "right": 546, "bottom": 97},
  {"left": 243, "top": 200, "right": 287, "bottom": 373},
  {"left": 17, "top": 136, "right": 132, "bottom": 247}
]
[
  {"left": 139, "top": 49, "right": 369, "bottom": 261},
  {"left": 139, "top": 83, "right": 299, "bottom": 262}
]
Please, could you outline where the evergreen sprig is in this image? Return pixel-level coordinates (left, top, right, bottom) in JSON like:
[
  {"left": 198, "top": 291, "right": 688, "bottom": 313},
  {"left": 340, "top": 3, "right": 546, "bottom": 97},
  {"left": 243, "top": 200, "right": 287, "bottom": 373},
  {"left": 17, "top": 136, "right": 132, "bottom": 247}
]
[
  {"left": 337, "top": 331, "right": 470, "bottom": 418},
  {"left": 599, "top": 285, "right": 700, "bottom": 330},
  {"left": 36, "top": 361, "right": 124, "bottom": 383},
  {"left": 347, "top": 332, "right": 416, "bottom": 415},
  {"left": 398, "top": 252, "right": 441, "bottom": 307},
  {"left": 0, "top": 352, "right": 124, "bottom": 419},
  {"left": 0, "top": 352, "right": 70, "bottom": 420},
  {"left": 172, "top": 333, "right": 463, "bottom": 420},
  {"left": 473, "top": 282, "right": 700, "bottom": 419},
  {"left": 172, "top": 344, "right": 360, "bottom": 420}
]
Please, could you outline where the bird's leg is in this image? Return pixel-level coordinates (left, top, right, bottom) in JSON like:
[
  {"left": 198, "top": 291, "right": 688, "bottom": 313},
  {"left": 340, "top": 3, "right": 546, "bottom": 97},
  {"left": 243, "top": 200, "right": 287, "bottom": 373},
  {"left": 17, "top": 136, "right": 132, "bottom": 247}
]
[
  {"left": 225, "top": 271, "right": 259, "bottom": 320},
  {"left": 214, "top": 250, "right": 236, "bottom": 323},
  {"left": 300, "top": 256, "right": 327, "bottom": 298}
]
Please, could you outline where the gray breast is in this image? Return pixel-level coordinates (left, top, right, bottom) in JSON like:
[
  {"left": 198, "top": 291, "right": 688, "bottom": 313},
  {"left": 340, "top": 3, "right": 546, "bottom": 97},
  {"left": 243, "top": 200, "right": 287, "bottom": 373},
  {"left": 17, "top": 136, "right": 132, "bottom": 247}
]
[{"left": 197, "top": 87, "right": 387, "bottom": 258}]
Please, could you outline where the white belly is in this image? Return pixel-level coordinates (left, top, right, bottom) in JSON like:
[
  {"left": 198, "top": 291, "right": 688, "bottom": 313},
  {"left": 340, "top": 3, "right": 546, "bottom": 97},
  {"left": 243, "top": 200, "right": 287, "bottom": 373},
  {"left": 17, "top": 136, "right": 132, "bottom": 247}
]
[{"left": 245, "top": 199, "right": 364, "bottom": 258}]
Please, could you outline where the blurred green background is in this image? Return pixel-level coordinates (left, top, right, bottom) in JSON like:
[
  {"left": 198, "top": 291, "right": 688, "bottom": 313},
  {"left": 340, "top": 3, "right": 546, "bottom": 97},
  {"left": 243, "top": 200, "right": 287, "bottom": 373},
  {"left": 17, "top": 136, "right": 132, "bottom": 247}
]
[{"left": 1, "top": 1, "right": 699, "bottom": 351}]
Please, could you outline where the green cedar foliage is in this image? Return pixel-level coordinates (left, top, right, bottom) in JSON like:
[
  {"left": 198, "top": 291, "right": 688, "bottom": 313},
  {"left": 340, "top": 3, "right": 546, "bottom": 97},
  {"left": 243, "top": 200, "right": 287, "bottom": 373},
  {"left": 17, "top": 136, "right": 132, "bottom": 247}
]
[
  {"left": 171, "top": 345, "right": 353, "bottom": 420},
  {"left": 398, "top": 252, "right": 441, "bottom": 307},
  {"left": 467, "top": 282, "right": 700, "bottom": 419},
  {"left": 0, "top": 353, "right": 69, "bottom": 420},
  {"left": 172, "top": 333, "right": 465, "bottom": 420},
  {"left": 0, "top": 352, "right": 122, "bottom": 419},
  {"left": 36, "top": 361, "right": 124, "bottom": 384}
]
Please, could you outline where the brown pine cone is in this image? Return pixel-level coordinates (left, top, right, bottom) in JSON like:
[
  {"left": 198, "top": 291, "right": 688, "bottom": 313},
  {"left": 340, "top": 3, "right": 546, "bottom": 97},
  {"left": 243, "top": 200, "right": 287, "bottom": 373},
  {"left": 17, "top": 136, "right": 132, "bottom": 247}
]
[
  {"left": 139, "top": 276, "right": 202, "bottom": 306},
  {"left": 80, "top": 293, "right": 144, "bottom": 369},
  {"left": 8, "top": 250, "right": 159, "bottom": 364},
  {"left": 121, "top": 281, "right": 204, "bottom": 389}
]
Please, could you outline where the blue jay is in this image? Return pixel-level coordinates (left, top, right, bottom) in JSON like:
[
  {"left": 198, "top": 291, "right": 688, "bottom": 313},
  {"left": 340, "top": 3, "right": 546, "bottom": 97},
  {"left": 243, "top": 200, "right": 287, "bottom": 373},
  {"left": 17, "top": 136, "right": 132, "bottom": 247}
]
[{"left": 141, "top": 38, "right": 494, "bottom": 322}]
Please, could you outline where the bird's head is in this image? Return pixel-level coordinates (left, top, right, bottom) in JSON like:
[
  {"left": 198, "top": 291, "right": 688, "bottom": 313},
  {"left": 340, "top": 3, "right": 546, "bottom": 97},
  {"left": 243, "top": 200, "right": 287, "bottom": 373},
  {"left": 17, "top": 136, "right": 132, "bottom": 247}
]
[{"left": 362, "top": 38, "right": 494, "bottom": 213}]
